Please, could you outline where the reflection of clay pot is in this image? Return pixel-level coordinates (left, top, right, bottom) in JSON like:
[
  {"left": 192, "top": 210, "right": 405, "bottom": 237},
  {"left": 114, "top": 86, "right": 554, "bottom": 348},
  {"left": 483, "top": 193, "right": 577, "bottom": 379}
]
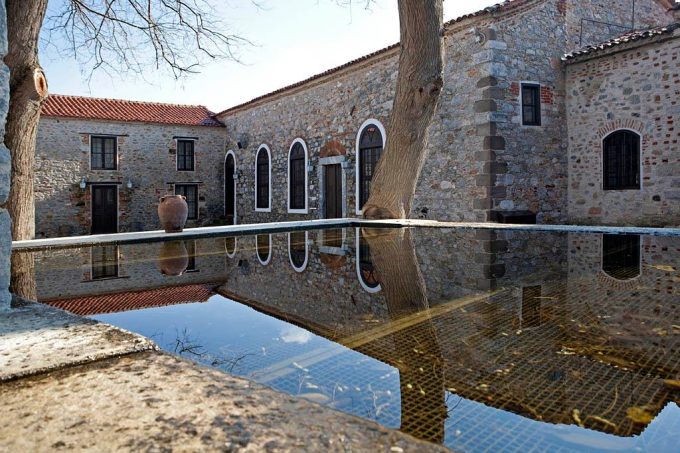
[
  {"left": 158, "top": 195, "right": 188, "bottom": 233},
  {"left": 159, "top": 241, "right": 189, "bottom": 276}
]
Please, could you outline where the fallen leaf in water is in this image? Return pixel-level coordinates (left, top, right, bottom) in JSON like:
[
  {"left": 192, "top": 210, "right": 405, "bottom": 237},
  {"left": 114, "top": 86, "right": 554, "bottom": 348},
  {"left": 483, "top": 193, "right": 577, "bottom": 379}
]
[
  {"left": 650, "top": 265, "right": 676, "bottom": 272},
  {"left": 626, "top": 406, "right": 655, "bottom": 424},
  {"left": 663, "top": 380, "right": 680, "bottom": 390},
  {"left": 572, "top": 409, "right": 584, "bottom": 427},
  {"left": 300, "top": 393, "right": 330, "bottom": 404}
]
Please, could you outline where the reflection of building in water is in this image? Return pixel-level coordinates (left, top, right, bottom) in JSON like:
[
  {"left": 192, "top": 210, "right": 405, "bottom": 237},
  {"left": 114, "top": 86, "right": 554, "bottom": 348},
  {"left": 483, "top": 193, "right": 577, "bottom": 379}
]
[
  {"left": 602, "top": 234, "right": 641, "bottom": 280},
  {"left": 91, "top": 245, "right": 119, "bottom": 280}
]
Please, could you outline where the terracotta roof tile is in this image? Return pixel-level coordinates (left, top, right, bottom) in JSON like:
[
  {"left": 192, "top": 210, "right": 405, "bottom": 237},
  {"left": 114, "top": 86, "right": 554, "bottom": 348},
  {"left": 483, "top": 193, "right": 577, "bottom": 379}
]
[
  {"left": 42, "top": 94, "right": 224, "bottom": 127},
  {"left": 41, "top": 284, "right": 215, "bottom": 316},
  {"left": 563, "top": 23, "right": 680, "bottom": 61}
]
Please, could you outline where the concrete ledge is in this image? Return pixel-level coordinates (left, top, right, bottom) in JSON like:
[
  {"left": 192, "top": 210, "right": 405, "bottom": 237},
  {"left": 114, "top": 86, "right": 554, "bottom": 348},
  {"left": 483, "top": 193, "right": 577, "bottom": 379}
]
[{"left": 12, "top": 219, "right": 680, "bottom": 251}]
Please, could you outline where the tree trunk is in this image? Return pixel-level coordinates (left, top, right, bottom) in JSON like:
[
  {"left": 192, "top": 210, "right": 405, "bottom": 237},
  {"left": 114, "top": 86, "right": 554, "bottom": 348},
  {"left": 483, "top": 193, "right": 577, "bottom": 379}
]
[
  {"left": 3, "top": 0, "right": 49, "bottom": 242},
  {"left": 363, "top": 0, "right": 444, "bottom": 219}
]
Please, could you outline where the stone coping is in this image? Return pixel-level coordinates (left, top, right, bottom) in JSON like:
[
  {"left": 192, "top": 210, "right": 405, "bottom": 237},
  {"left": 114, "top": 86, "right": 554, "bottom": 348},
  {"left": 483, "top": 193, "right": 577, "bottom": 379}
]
[{"left": 12, "top": 219, "right": 680, "bottom": 251}]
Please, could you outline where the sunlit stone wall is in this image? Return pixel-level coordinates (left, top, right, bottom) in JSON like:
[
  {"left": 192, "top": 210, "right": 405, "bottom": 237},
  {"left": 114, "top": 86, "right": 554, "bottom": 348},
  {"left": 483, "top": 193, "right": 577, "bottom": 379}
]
[{"left": 0, "top": 1, "right": 11, "bottom": 309}]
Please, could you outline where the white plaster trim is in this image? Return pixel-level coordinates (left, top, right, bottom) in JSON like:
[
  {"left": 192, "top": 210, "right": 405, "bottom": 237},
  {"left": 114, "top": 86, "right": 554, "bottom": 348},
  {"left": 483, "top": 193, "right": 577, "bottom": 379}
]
[
  {"left": 355, "top": 119, "right": 386, "bottom": 215},
  {"left": 600, "top": 128, "right": 643, "bottom": 192},
  {"left": 599, "top": 233, "right": 642, "bottom": 282},
  {"left": 224, "top": 150, "right": 238, "bottom": 224},
  {"left": 287, "top": 138, "right": 309, "bottom": 214},
  {"left": 355, "top": 227, "right": 382, "bottom": 293},
  {"left": 318, "top": 158, "right": 348, "bottom": 220},
  {"left": 254, "top": 144, "right": 272, "bottom": 212},
  {"left": 319, "top": 155, "right": 346, "bottom": 166},
  {"left": 256, "top": 234, "right": 272, "bottom": 265},
  {"left": 287, "top": 231, "right": 309, "bottom": 272},
  {"left": 175, "top": 138, "right": 196, "bottom": 172},
  {"left": 89, "top": 183, "right": 120, "bottom": 234},
  {"left": 225, "top": 236, "right": 237, "bottom": 259},
  {"left": 519, "top": 81, "right": 542, "bottom": 128}
]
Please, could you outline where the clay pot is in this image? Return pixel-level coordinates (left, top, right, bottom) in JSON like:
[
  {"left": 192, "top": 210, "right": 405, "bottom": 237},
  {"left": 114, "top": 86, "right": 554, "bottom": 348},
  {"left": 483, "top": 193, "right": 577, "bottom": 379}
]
[
  {"left": 158, "top": 241, "right": 189, "bottom": 276},
  {"left": 158, "top": 195, "right": 188, "bottom": 233}
]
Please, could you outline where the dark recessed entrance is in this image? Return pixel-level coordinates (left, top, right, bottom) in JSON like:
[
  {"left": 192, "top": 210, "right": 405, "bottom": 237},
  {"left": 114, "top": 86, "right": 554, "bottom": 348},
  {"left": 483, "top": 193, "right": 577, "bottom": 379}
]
[
  {"left": 324, "top": 164, "right": 342, "bottom": 219},
  {"left": 91, "top": 185, "right": 118, "bottom": 235}
]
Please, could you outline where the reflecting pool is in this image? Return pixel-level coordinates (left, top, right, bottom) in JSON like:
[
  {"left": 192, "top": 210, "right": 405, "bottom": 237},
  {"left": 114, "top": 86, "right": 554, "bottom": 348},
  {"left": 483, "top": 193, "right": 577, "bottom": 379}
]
[{"left": 16, "top": 227, "right": 680, "bottom": 452}]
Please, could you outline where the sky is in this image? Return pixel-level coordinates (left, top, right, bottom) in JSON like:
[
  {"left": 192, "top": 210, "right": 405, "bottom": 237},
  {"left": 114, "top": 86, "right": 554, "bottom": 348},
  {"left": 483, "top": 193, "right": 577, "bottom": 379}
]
[{"left": 40, "top": 0, "right": 500, "bottom": 112}]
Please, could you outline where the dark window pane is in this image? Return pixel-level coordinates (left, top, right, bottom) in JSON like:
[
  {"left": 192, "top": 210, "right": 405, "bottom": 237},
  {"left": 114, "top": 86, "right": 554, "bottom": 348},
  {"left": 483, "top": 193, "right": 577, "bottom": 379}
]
[
  {"left": 602, "top": 234, "right": 640, "bottom": 280},
  {"left": 257, "top": 234, "right": 271, "bottom": 263},
  {"left": 91, "top": 136, "right": 117, "bottom": 170},
  {"left": 289, "top": 143, "right": 306, "bottom": 210},
  {"left": 256, "top": 148, "right": 270, "bottom": 209},
  {"left": 603, "top": 130, "right": 640, "bottom": 190},
  {"left": 521, "top": 84, "right": 541, "bottom": 126},
  {"left": 91, "top": 245, "right": 119, "bottom": 279},
  {"left": 289, "top": 231, "right": 307, "bottom": 269},
  {"left": 177, "top": 140, "right": 195, "bottom": 171},
  {"left": 175, "top": 184, "right": 198, "bottom": 220},
  {"left": 358, "top": 125, "right": 383, "bottom": 209},
  {"left": 185, "top": 240, "right": 197, "bottom": 271},
  {"left": 358, "top": 231, "right": 380, "bottom": 289}
]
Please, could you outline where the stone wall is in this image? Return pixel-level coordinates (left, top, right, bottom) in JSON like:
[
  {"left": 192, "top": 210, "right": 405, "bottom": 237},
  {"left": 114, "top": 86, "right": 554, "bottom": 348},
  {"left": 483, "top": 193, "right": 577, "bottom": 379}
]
[
  {"left": 566, "top": 30, "right": 680, "bottom": 226},
  {"left": 34, "top": 117, "right": 225, "bottom": 237},
  {"left": 0, "top": 1, "right": 11, "bottom": 309}
]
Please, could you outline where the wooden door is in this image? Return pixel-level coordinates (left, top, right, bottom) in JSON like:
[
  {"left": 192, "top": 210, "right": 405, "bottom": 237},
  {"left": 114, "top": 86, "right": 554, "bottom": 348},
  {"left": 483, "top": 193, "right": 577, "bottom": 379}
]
[
  {"left": 225, "top": 154, "right": 235, "bottom": 224},
  {"left": 91, "top": 185, "right": 118, "bottom": 234},
  {"left": 324, "top": 164, "right": 342, "bottom": 219}
]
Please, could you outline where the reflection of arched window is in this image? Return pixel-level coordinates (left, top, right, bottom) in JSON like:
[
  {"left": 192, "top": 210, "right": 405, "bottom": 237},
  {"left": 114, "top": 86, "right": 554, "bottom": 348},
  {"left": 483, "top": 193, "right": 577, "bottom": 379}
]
[
  {"left": 356, "top": 120, "right": 385, "bottom": 212},
  {"left": 224, "top": 236, "right": 236, "bottom": 258},
  {"left": 603, "top": 130, "right": 640, "bottom": 190},
  {"left": 355, "top": 228, "right": 381, "bottom": 293},
  {"left": 288, "top": 231, "right": 308, "bottom": 272},
  {"left": 288, "top": 139, "right": 308, "bottom": 213},
  {"left": 602, "top": 234, "right": 640, "bottom": 280},
  {"left": 255, "top": 145, "right": 271, "bottom": 211},
  {"left": 256, "top": 234, "right": 272, "bottom": 265}
]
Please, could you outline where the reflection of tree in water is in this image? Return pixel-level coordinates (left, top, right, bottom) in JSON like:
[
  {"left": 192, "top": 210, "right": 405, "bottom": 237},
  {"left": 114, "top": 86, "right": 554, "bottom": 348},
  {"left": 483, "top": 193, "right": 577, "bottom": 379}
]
[
  {"left": 10, "top": 251, "right": 36, "bottom": 301},
  {"left": 363, "top": 228, "right": 447, "bottom": 443}
]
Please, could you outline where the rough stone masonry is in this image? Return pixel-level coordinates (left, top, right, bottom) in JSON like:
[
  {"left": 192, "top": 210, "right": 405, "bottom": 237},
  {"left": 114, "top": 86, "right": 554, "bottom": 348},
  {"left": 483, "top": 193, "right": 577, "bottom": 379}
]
[{"left": 0, "top": 0, "right": 11, "bottom": 310}]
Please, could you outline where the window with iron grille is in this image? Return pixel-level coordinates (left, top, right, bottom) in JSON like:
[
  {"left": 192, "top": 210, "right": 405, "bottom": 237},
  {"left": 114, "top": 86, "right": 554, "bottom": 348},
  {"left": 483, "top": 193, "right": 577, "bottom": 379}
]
[
  {"left": 256, "top": 147, "right": 270, "bottom": 210},
  {"left": 91, "top": 136, "right": 117, "bottom": 170},
  {"left": 177, "top": 140, "right": 195, "bottom": 171},
  {"left": 521, "top": 83, "right": 541, "bottom": 126},
  {"left": 91, "top": 245, "right": 119, "bottom": 280},
  {"left": 289, "top": 142, "right": 306, "bottom": 211},
  {"left": 602, "top": 234, "right": 640, "bottom": 280},
  {"left": 175, "top": 184, "right": 198, "bottom": 220},
  {"left": 603, "top": 130, "right": 640, "bottom": 190},
  {"left": 358, "top": 125, "right": 383, "bottom": 209}
]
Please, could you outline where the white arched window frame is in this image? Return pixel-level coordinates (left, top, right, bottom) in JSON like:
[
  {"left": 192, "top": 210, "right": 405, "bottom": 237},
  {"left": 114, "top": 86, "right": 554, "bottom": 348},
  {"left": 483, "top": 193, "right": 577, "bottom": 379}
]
[
  {"left": 288, "top": 231, "right": 309, "bottom": 272},
  {"left": 224, "top": 150, "right": 238, "bottom": 224},
  {"left": 355, "top": 227, "right": 381, "bottom": 293},
  {"left": 287, "top": 138, "right": 309, "bottom": 214},
  {"left": 256, "top": 234, "right": 272, "bottom": 265},
  {"left": 355, "top": 119, "right": 387, "bottom": 215},
  {"left": 224, "top": 236, "right": 237, "bottom": 259},
  {"left": 254, "top": 144, "right": 272, "bottom": 212}
]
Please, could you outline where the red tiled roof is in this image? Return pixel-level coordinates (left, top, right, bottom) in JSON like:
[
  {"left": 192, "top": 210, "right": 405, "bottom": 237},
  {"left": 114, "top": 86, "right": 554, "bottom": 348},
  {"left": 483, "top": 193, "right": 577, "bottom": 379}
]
[
  {"left": 41, "top": 284, "right": 215, "bottom": 316},
  {"left": 42, "top": 94, "right": 224, "bottom": 127},
  {"left": 563, "top": 23, "right": 680, "bottom": 61}
]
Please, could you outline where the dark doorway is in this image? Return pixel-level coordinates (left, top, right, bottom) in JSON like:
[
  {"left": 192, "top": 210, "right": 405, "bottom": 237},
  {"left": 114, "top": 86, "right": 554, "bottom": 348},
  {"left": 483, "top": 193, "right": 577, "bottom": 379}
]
[
  {"left": 324, "top": 164, "right": 342, "bottom": 219},
  {"left": 225, "top": 153, "right": 236, "bottom": 224},
  {"left": 91, "top": 185, "right": 118, "bottom": 234}
]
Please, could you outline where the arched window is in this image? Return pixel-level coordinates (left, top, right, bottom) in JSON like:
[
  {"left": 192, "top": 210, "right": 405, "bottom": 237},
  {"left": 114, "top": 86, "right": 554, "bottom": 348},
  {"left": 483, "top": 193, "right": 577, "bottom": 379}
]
[
  {"left": 355, "top": 120, "right": 385, "bottom": 213},
  {"left": 603, "top": 130, "right": 640, "bottom": 190},
  {"left": 256, "top": 234, "right": 272, "bottom": 265},
  {"left": 355, "top": 228, "right": 381, "bottom": 293},
  {"left": 288, "top": 139, "right": 308, "bottom": 213},
  {"left": 225, "top": 151, "right": 237, "bottom": 224},
  {"left": 602, "top": 234, "right": 640, "bottom": 280},
  {"left": 288, "top": 231, "right": 308, "bottom": 272},
  {"left": 224, "top": 236, "right": 236, "bottom": 258},
  {"left": 255, "top": 145, "right": 271, "bottom": 211}
]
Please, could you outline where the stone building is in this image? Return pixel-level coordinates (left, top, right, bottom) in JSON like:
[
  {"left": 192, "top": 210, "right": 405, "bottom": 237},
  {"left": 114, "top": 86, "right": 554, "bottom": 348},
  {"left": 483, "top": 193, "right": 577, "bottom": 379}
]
[
  {"left": 1, "top": 1, "right": 10, "bottom": 309},
  {"left": 33, "top": 0, "right": 679, "bottom": 237}
]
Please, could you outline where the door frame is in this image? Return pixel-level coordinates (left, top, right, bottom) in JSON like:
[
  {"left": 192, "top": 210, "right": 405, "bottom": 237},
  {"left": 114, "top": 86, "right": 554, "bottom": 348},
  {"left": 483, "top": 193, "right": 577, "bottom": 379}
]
[
  {"left": 318, "top": 155, "right": 347, "bottom": 219},
  {"left": 90, "top": 183, "right": 119, "bottom": 234},
  {"left": 224, "top": 150, "right": 237, "bottom": 224}
]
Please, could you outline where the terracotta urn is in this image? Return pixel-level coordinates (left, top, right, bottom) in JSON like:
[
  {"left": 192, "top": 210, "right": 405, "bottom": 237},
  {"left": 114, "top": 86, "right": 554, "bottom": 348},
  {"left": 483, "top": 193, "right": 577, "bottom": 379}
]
[
  {"left": 158, "top": 241, "right": 189, "bottom": 276},
  {"left": 158, "top": 195, "right": 188, "bottom": 233}
]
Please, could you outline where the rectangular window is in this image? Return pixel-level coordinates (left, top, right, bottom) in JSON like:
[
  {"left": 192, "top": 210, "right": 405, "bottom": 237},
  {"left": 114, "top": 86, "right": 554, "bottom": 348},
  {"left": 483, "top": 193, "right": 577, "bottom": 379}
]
[
  {"left": 186, "top": 240, "right": 197, "bottom": 272},
  {"left": 521, "top": 83, "right": 542, "bottom": 126},
  {"left": 91, "top": 245, "right": 119, "bottom": 280},
  {"left": 177, "top": 140, "right": 195, "bottom": 171},
  {"left": 91, "top": 136, "right": 117, "bottom": 170},
  {"left": 175, "top": 184, "right": 198, "bottom": 220}
]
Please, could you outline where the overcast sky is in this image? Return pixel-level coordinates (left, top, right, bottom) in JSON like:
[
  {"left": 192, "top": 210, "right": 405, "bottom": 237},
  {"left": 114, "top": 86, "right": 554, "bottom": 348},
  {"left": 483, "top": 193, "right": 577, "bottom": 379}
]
[{"left": 40, "top": 0, "right": 499, "bottom": 112}]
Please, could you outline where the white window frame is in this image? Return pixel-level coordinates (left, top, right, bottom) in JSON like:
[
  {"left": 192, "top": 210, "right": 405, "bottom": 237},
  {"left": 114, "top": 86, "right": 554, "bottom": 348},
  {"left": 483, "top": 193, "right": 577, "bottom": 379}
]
[
  {"left": 254, "top": 144, "right": 272, "bottom": 212},
  {"left": 355, "top": 119, "right": 387, "bottom": 215},
  {"left": 175, "top": 138, "right": 196, "bottom": 172},
  {"left": 355, "top": 227, "right": 381, "bottom": 293},
  {"left": 225, "top": 236, "right": 237, "bottom": 259},
  {"left": 288, "top": 231, "right": 309, "bottom": 272},
  {"left": 256, "top": 234, "right": 273, "bottom": 265},
  {"left": 224, "top": 150, "right": 238, "bottom": 224},
  {"left": 287, "top": 138, "right": 309, "bottom": 214}
]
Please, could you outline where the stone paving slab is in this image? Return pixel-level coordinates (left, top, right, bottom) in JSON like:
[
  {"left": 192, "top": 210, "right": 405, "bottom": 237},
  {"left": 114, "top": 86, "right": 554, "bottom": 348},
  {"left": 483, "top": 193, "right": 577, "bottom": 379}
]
[
  {"left": 0, "top": 351, "right": 448, "bottom": 452},
  {"left": 0, "top": 300, "right": 155, "bottom": 381}
]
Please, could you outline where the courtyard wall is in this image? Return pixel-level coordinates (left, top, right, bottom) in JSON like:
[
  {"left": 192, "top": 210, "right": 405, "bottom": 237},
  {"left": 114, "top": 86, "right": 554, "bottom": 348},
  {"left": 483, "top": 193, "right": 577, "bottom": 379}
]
[{"left": 0, "top": 1, "right": 10, "bottom": 309}]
